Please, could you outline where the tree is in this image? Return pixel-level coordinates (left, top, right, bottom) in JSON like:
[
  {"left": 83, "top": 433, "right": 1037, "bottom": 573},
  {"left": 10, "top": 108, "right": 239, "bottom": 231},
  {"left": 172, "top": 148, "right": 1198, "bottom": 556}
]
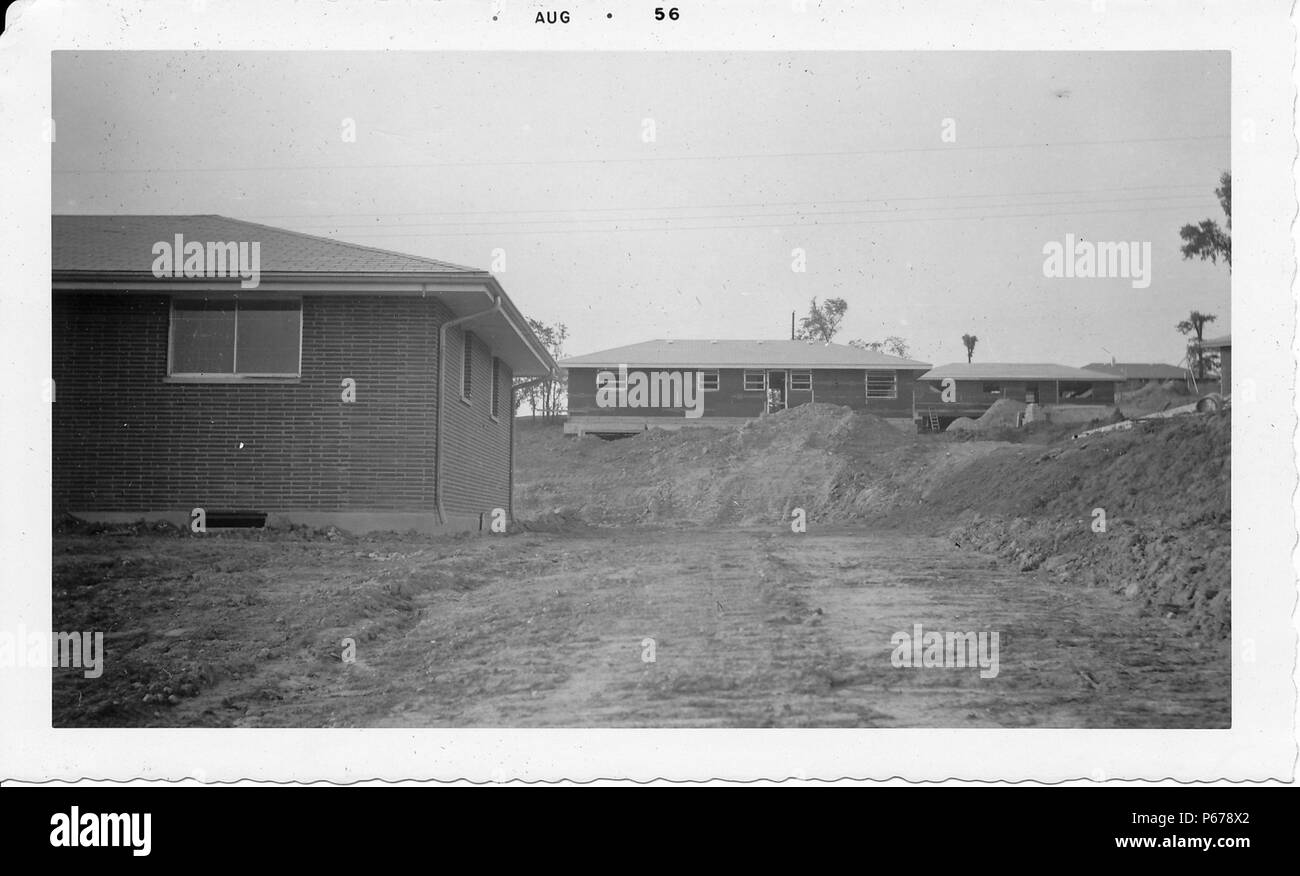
[
  {"left": 848, "top": 335, "right": 911, "bottom": 358},
  {"left": 1179, "top": 172, "right": 1231, "bottom": 269},
  {"left": 794, "top": 297, "right": 848, "bottom": 342},
  {"left": 1176, "top": 310, "right": 1218, "bottom": 380},
  {"left": 961, "top": 333, "right": 978, "bottom": 363},
  {"left": 514, "top": 318, "right": 569, "bottom": 421}
]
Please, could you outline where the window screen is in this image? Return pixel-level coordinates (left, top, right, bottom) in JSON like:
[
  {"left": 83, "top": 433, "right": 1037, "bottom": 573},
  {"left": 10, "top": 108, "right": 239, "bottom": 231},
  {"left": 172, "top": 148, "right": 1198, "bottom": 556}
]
[
  {"left": 170, "top": 298, "right": 300, "bottom": 377},
  {"left": 462, "top": 333, "right": 473, "bottom": 398},
  {"left": 866, "top": 371, "right": 897, "bottom": 399},
  {"left": 491, "top": 357, "right": 501, "bottom": 416}
]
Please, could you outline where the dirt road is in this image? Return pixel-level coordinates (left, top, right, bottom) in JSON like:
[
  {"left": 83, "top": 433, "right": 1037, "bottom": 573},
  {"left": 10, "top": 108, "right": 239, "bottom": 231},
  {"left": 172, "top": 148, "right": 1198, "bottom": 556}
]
[{"left": 54, "top": 527, "right": 1229, "bottom": 728}]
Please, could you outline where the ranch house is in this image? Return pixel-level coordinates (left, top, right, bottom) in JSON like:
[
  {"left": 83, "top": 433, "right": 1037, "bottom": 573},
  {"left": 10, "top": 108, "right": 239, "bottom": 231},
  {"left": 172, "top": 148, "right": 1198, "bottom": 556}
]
[
  {"left": 559, "top": 339, "right": 932, "bottom": 436},
  {"left": 912, "top": 363, "right": 1125, "bottom": 431},
  {"left": 52, "top": 214, "right": 554, "bottom": 534}
]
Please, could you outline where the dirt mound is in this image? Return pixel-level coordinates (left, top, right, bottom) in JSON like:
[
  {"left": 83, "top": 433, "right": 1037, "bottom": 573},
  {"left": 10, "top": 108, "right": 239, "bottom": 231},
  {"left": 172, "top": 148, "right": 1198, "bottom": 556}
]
[
  {"left": 514, "top": 404, "right": 934, "bottom": 528},
  {"left": 946, "top": 417, "right": 979, "bottom": 432},
  {"left": 975, "top": 398, "right": 1027, "bottom": 429},
  {"left": 514, "top": 406, "right": 1230, "bottom": 641},
  {"left": 1120, "top": 380, "right": 1194, "bottom": 418},
  {"left": 927, "top": 413, "right": 1230, "bottom": 638}
]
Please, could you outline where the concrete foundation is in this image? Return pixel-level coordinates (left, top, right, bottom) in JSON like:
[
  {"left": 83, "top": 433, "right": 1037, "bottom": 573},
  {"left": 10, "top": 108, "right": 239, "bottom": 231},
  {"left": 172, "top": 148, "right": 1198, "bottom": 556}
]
[{"left": 66, "top": 509, "right": 489, "bottom": 536}]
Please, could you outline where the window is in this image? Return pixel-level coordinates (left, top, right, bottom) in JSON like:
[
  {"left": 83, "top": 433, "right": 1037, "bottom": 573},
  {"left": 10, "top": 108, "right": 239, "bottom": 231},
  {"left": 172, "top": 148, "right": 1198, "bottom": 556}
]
[
  {"left": 865, "top": 371, "right": 897, "bottom": 399},
  {"left": 700, "top": 370, "right": 719, "bottom": 391},
  {"left": 1059, "top": 381, "right": 1095, "bottom": 400},
  {"left": 743, "top": 371, "right": 765, "bottom": 391},
  {"left": 790, "top": 371, "right": 812, "bottom": 392},
  {"left": 169, "top": 297, "right": 301, "bottom": 377},
  {"left": 461, "top": 332, "right": 474, "bottom": 399},
  {"left": 491, "top": 357, "right": 501, "bottom": 418},
  {"left": 982, "top": 382, "right": 1002, "bottom": 396}
]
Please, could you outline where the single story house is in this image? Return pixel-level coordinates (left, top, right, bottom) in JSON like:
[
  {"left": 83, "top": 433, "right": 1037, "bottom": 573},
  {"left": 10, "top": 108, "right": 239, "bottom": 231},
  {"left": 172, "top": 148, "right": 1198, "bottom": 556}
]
[
  {"left": 1080, "top": 362, "right": 1190, "bottom": 393},
  {"left": 913, "top": 363, "right": 1125, "bottom": 430},
  {"left": 560, "top": 339, "right": 932, "bottom": 435},
  {"left": 52, "top": 214, "right": 554, "bottom": 534},
  {"left": 1200, "top": 334, "right": 1231, "bottom": 394}
]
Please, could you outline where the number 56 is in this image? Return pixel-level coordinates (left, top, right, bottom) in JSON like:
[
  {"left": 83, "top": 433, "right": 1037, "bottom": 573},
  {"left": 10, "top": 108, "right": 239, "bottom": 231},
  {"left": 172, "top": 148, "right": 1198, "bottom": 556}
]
[{"left": 655, "top": 7, "right": 680, "bottom": 20}]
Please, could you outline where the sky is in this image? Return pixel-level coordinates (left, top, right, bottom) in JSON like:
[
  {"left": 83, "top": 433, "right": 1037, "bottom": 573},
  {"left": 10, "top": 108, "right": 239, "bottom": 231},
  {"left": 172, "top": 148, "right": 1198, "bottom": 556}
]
[{"left": 52, "top": 51, "right": 1231, "bottom": 367}]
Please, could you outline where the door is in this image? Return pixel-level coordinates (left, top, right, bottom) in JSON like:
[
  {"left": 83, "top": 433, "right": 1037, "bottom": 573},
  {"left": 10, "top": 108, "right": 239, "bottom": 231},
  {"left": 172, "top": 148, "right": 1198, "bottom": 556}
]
[
  {"left": 1025, "top": 382, "right": 1039, "bottom": 404},
  {"left": 766, "top": 371, "right": 787, "bottom": 413}
]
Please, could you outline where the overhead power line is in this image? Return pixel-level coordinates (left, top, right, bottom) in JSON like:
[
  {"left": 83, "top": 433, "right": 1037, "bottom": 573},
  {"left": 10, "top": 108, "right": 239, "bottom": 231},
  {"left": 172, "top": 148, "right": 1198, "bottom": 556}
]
[
  {"left": 318, "top": 201, "right": 1210, "bottom": 239},
  {"left": 243, "top": 184, "right": 1208, "bottom": 222},
  {"left": 281, "top": 194, "right": 1207, "bottom": 231},
  {"left": 52, "top": 133, "right": 1227, "bottom": 175}
]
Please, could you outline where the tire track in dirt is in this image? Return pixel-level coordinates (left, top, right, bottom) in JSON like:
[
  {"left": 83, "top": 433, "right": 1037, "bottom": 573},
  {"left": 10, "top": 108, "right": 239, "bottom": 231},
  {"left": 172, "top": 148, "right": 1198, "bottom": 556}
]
[{"left": 330, "top": 529, "right": 1229, "bottom": 728}]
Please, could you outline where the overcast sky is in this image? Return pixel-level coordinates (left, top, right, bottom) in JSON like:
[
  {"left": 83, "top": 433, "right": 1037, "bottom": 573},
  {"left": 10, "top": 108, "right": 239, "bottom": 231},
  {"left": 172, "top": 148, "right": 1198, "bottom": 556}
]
[{"left": 53, "top": 51, "right": 1230, "bottom": 367}]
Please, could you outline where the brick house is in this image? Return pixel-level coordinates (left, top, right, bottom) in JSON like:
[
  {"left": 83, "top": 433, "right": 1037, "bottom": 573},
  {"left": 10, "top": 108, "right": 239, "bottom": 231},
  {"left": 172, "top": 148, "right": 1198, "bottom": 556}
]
[
  {"left": 560, "top": 339, "right": 931, "bottom": 435},
  {"left": 1080, "top": 362, "right": 1191, "bottom": 394},
  {"left": 912, "top": 363, "right": 1125, "bottom": 430},
  {"left": 52, "top": 215, "right": 554, "bottom": 533}
]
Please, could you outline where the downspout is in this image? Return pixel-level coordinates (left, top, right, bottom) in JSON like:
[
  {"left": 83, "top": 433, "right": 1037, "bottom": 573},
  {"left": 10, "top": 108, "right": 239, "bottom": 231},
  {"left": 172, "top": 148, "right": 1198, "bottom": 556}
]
[{"left": 435, "top": 293, "right": 503, "bottom": 525}]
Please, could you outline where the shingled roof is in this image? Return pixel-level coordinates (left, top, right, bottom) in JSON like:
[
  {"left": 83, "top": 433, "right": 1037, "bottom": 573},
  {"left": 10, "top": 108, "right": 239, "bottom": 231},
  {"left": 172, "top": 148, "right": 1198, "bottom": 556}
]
[
  {"left": 559, "top": 339, "right": 932, "bottom": 370},
  {"left": 919, "top": 363, "right": 1125, "bottom": 382},
  {"left": 1081, "top": 362, "right": 1190, "bottom": 381},
  {"left": 53, "top": 214, "right": 480, "bottom": 275}
]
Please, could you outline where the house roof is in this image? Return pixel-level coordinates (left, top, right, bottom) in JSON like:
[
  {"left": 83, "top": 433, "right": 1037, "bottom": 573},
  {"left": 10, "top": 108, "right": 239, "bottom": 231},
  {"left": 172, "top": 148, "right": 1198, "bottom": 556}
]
[
  {"left": 1200, "top": 333, "right": 1231, "bottom": 349},
  {"left": 1081, "top": 362, "right": 1190, "bottom": 380},
  {"left": 918, "top": 363, "right": 1125, "bottom": 382},
  {"left": 51, "top": 214, "right": 555, "bottom": 376},
  {"left": 559, "top": 339, "right": 932, "bottom": 370},
  {"left": 53, "top": 214, "right": 477, "bottom": 274}
]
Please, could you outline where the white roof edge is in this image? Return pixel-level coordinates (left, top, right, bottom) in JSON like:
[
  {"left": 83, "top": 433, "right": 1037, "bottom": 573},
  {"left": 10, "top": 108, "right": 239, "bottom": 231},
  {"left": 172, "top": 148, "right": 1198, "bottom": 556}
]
[{"left": 558, "top": 361, "right": 933, "bottom": 370}]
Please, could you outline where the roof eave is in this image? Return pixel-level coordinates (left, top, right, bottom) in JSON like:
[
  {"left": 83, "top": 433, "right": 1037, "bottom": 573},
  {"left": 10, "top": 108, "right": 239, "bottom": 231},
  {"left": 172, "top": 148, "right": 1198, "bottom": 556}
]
[{"left": 52, "top": 270, "right": 557, "bottom": 377}]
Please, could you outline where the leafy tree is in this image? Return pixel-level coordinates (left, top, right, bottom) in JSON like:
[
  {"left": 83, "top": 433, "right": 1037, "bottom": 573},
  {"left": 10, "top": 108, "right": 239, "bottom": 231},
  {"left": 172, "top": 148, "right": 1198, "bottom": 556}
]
[
  {"left": 1176, "top": 310, "right": 1218, "bottom": 380},
  {"left": 1179, "top": 172, "right": 1231, "bottom": 269},
  {"left": 961, "top": 333, "right": 978, "bottom": 363},
  {"left": 848, "top": 335, "right": 911, "bottom": 358},
  {"left": 514, "top": 318, "right": 569, "bottom": 421},
  {"left": 794, "top": 297, "right": 848, "bottom": 342}
]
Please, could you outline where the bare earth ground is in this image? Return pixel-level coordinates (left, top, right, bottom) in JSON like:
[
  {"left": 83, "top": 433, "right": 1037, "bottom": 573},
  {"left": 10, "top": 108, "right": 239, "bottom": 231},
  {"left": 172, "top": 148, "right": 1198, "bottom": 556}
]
[
  {"left": 53, "top": 525, "right": 1228, "bottom": 728},
  {"left": 53, "top": 406, "right": 1229, "bottom": 728}
]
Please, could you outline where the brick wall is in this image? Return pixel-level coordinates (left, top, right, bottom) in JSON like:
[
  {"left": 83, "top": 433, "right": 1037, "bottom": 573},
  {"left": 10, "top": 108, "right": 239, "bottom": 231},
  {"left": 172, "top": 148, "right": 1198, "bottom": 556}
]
[
  {"left": 438, "top": 327, "right": 514, "bottom": 519},
  {"left": 52, "top": 292, "right": 513, "bottom": 520},
  {"left": 567, "top": 366, "right": 920, "bottom": 419}
]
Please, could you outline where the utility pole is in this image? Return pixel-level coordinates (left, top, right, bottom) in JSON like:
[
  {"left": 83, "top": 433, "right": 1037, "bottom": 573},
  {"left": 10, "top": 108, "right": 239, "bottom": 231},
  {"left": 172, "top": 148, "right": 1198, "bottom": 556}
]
[{"left": 790, "top": 311, "right": 795, "bottom": 340}]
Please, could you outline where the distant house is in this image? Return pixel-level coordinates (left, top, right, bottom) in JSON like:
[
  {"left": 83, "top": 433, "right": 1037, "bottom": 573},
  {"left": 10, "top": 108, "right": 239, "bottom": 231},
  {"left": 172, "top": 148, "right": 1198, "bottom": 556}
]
[
  {"left": 559, "top": 339, "right": 932, "bottom": 436},
  {"left": 53, "top": 214, "right": 554, "bottom": 534},
  {"left": 913, "top": 363, "right": 1125, "bottom": 430},
  {"left": 1200, "top": 334, "right": 1231, "bottom": 393},
  {"left": 1081, "top": 362, "right": 1190, "bottom": 394}
]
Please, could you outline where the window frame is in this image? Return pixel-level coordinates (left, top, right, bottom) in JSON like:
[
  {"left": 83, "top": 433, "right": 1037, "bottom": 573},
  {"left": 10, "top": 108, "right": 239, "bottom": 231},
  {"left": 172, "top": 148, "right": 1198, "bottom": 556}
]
[
  {"left": 491, "top": 356, "right": 502, "bottom": 420},
  {"left": 790, "top": 371, "right": 812, "bottom": 392},
  {"left": 1058, "top": 381, "right": 1096, "bottom": 400},
  {"left": 865, "top": 370, "right": 898, "bottom": 400},
  {"left": 460, "top": 331, "right": 474, "bottom": 403},
  {"left": 982, "top": 382, "right": 1003, "bottom": 396},
  {"left": 743, "top": 370, "right": 766, "bottom": 392},
  {"left": 700, "top": 370, "right": 720, "bottom": 392},
  {"left": 165, "top": 295, "right": 303, "bottom": 383}
]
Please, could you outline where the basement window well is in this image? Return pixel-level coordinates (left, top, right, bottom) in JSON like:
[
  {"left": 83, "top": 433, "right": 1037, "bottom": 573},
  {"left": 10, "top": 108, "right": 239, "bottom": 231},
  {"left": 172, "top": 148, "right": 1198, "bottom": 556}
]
[{"left": 201, "top": 510, "right": 268, "bottom": 529}]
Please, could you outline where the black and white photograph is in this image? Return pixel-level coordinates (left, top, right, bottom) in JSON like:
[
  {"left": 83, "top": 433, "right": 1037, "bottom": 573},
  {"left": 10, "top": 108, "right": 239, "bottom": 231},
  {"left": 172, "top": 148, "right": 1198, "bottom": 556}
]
[
  {"left": 2, "top": 0, "right": 1295, "bottom": 784},
  {"left": 45, "top": 48, "right": 1235, "bottom": 730}
]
